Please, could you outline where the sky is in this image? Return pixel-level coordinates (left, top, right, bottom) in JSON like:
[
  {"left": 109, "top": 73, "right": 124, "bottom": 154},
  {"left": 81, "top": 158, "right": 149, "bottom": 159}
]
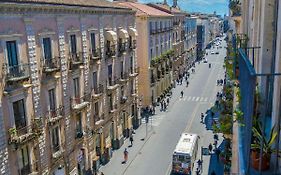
[{"left": 139, "top": 0, "right": 229, "bottom": 16}]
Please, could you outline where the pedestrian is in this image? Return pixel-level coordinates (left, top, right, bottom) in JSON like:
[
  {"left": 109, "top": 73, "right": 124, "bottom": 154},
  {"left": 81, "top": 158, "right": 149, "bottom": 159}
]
[
  {"left": 186, "top": 80, "right": 189, "bottom": 87},
  {"left": 215, "top": 149, "right": 221, "bottom": 162},
  {"left": 160, "top": 101, "right": 163, "bottom": 111},
  {"left": 211, "top": 170, "right": 216, "bottom": 175},
  {"left": 130, "top": 135, "right": 134, "bottom": 146},
  {"left": 181, "top": 91, "right": 184, "bottom": 98},
  {"left": 180, "top": 78, "right": 183, "bottom": 85},
  {"left": 123, "top": 148, "right": 128, "bottom": 163},
  {"left": 196, "top": 168, "right": 200, "bottom": 175},
  {"left": 152, "top": 106, "right": 155, "bottom": 115},
  {"left": 217, "top": 79, "right": 219, "bottom": 86},
  {"left": 214, "top": 140, "right": 218, "bottom": 149},
  {"left": 214, "top": 133, "right": 218, "bottom": 141},
  {"left": 164, "top": 101, "right": 167, "bottom": 111},
  {"left": 197, "top": 159, "right": 202, "bottom": 169},
  {"left": 200, "top": 113, "right": 204, "bottom": 123},
  {"left": 166, "top": 98, "right": 169, "bottom": 106},
  {"left": 185, "top": 75, "right": 188, "bottom": 81},
  {"left": 208, "top": 143, "right": 213, "bottom": 153}
]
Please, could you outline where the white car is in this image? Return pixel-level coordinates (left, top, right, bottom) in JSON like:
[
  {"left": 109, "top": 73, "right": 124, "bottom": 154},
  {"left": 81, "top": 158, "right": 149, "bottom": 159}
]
[
  {"left": 211, "top": 51, "right": 215, "bottom": 54},
  {"left": 203, "top": 59, "right": 208, "bottom": 63}
]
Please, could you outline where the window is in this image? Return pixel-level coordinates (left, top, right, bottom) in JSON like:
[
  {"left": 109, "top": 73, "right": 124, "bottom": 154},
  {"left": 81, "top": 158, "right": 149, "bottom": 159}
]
[
  {"left": 13, "top": 99, "right": 26, "bottom": 129},
  {"left": 70, "top": 34, "right": 77, "bottom": 54},
  {"left": 6, "top": 40, "right": 18, "bottom": 66},
  {"left": 73, "top": 78, "right": 80, "bottom": 98},
  {"left": 43, "top": 37, "right": 52, "bottom": 59},
  {"left": 150, "top": 48, "right": 153, "bottom": 59},
  {"left": 108, "top": 94, "right": 113, "bottom": 111},
  {"left": 108, "top": 64, "right": 112, "bottom": 83},
  {"left": 94, "top": 102, "right": 99, "bottom": 117},
  {"left": 76, "top": 113, "right": 83, "bottom": 134},
  {"left": 130, "top": 80, "right": 134, "bottom": 94},
  {"left": 120, "top": 61, "right": 124, "bottom": 78},
  {"left": 130, "top": 56, "right": 134, "bottom": 73},
  {"left": 17, "top": 145, "right": 30, "bottom": 174},
  {"left": 149, "top": 22, "right": 153, "bottom": 34},
  {"left": 155, "top": 21, "right": 158, "bottom": 31},
  {"left": 48, "top": 88, "right": 56, "bottom": 111},
  {"left": 92, "top": 72, "right": 97, "bottom": 91},
  {"left": 90, "top": 33, "right": 96, "bottom": 54},
  {"left": 51, "top": 126, "right": 60, "bottom": 152},
  {"left": 106, "top": 40, "right": 110, "bottom": 52}
]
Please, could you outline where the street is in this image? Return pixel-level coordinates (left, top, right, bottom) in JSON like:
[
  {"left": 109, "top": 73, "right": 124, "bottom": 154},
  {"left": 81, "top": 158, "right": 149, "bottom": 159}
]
[{"left": 100, "top": 38, "right": 227, "bottom": 175}]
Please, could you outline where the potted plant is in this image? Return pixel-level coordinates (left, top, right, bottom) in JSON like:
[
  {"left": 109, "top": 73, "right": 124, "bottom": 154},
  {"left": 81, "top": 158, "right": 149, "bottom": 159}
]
[{"left": 251, "top": 123, "right": 279, "bottom": 171}]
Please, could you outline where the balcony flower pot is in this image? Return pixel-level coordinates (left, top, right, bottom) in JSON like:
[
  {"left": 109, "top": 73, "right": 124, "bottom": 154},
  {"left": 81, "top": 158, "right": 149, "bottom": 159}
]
[{"left": 251, "top": 124, "right": 280, "bottom": 171}]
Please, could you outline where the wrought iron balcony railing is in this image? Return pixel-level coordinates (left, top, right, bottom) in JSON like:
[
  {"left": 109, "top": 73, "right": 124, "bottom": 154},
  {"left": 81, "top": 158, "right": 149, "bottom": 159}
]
[
  {"left": 105, "top": 45, "right": 116, "bottom": 58},
  {"left": 107, "top": 77, "right": 120, "bottom": 90},
  {"left": 118, "top": 42, "right": 127, "bottom": 55},
  {"left": 120, "top": 72, "right": 129, "bottom": 82},
  {"left": 69, "top": 52, "right": 83, "bottom": 65},
  {"left": 3, "top": 63, "right": 30, "bottom": 82},
  {"left": 42, "top": 57, "right": 60, "bottom": 73},
  {"left": 129, "top": 67, "right": 139, "bottom": 77},
  {"left": 89, "top": 48, "right": 101, "bottom": 61},
  {"left": 128, "top": 40, "right": 137, "bottom": 50},
  {"left": 71, "top": 95, "right": 90, "bottom": 110},
  {"left": 8, "top": 118, "right": 43, "bottom": 145},
  {"left": 47, "top": 106, "right": 63, "bottom": 124}
]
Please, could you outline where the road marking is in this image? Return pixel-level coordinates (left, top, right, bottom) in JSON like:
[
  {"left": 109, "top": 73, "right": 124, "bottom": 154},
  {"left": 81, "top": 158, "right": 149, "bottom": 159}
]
[
  {"left": 196, "top": 97, "right": 200, "bottom": 101},
  {"left": 187, "top": 96, "right": 191, "bottom": 101},
  {"left": 185, "top": 103, "right": 201, "bottom": 132},
  {"left": 184, "top": 96, "right": 187, "bottom": 101},
  {"left": 204, "top": 97, "right": 208, "bottom": 102},
  {"left": 192, "top": 97, "right": 196, "bottom": 101},
  {"left": 165, "top": 162, "right": 173, "bottom": 175}
]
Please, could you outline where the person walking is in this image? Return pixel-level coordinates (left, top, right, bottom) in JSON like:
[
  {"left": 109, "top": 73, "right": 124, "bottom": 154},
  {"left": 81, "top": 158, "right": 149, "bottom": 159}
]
[
  {"left": 130, "top": 135, "right": 134, "bottom": 146},
  {"left": 166, "top": 98, "right": 169, "bottom": 106},
  {"left": 195, "top": 168, "right": 200, "bottom": 175},
  {"left": 160, "top": 101, "right": 163, "bottom": 111},
  {"left": 123, "top": 148, "right": 128, "bottom": 163},
  {"left": 197, "top": 159, "right": 202, "bottom": 170},
  {"left": 186, "top": 80, "right": 189, "bottom": 87},
  {"left": 208, "top": 143, "right": 213, "bottom": 153},
  {"left": 215, "top": 148, "right": 221, "bottom": 162},
  {"left": 200, "top": 113, "right": 204, "bottom": 123},
  {"left": 181, "top": 91, "right": 184, "bottom": 98}
]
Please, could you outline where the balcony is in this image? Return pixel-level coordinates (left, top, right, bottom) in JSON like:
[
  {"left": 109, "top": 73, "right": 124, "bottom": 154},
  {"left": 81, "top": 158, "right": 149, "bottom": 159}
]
[
  {"left": 128, "top": 40, "right": 137, "bottom": 50},
  {"left": 94, "top": 113, "right": 104, "bottom": 127},
  {"left": 3, "top": 63, "right": 30, "bottom": 83},
  {"left": 151, "top": 76, "right": 156, "bottom": 87},
  {"left": 120, "top": 72, "right": 129, "bottom": 83},
  {"left": 109, "top": 104, "right": 118, "bottom": 114},
  {"left": 105, "top": 45, "right": 116, "bottom": 58},
  {"left": 129, "top": 67, "right": 139, "bottom": 78},
  {"left": 8, "top": 118, "right": 43, "bottom": 146},
  {"left": 69, "top": 52, "right": 83, "bottom": 69},
  {"left": 150, "top": 29, "right": 157, "bottom": 35},
  {"left": 106, "top": 77, "right": 120, "bottom": 91},
  {"left": 89, "top": 48, "right": 101, "bottom": 63},
  {"left": 42, "top": 57, "right": 60, "bottom": 73},
  {"left": 118, "top": 42, "right": 127, "bottom": 56},
  {"left": 46, "top": 106, "right": 64, "bottom": 125},
  {"left": 51, "top": 143, "right": 65, "bottom": 160},
  {"left": 91, "top": 84, "right": 104, "bottom": 100},
  {"left": 71, "top": 95, "right": 90, "bottom": 110}
]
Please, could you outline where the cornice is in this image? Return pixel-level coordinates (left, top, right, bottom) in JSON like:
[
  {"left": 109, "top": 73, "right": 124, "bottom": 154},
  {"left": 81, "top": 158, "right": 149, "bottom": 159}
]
[{"left": 0, "top": 3, "right": 136, "bottom": 16}]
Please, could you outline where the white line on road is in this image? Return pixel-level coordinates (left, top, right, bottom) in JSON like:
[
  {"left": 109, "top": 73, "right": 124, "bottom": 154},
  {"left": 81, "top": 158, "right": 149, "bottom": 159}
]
[
  {"left": 196, "top": 97, "right": 200, "bottom": 101},
  {"left": 187, "top": 96, "right": 191, "bottom": 101},
  {"left": 204, "top": 97, "right": 208, "bottom": 102},
  {"left": 192, "top": 97, "right": 196, "bottom": 101}
]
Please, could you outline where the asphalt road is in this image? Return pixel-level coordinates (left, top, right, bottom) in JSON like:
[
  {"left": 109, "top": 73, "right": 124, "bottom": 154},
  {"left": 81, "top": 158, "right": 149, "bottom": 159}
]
[{"left": 100, "top": 38, "right": 227, "bottom": 175}]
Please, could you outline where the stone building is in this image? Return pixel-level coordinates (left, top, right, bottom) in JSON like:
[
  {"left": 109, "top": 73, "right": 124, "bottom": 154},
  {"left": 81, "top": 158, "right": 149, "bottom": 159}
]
[{"left": 0, "top": 0, "right": 138, "bottom": 174}]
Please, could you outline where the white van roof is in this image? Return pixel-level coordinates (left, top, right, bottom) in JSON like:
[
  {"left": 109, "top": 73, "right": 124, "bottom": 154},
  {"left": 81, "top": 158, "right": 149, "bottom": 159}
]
[{"left": 174, "top": 133, "right": 198, "bottom": 155}]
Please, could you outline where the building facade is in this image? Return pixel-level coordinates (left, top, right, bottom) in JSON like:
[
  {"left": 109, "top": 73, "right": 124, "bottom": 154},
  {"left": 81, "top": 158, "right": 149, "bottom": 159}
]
[
  {"left": 0, "top": 1, "right": 138, "bottom": 174},
  {"left": 230, "top": 0, "right": 281, "bottom": 174},
  {"left": 184, "top": 15, "right": 197, "bottom": 67},
  {"left": 117, "top": 2, "right": 174, "bottom": 107}
]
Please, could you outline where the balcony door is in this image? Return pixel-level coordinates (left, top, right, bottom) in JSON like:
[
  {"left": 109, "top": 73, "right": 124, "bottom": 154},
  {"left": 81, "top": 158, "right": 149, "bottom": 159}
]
[
  {"left": 43, "top": 37, "right": 52, "bottom": 60},
  {"left": 92, "top": 72, "right": 97, "bottom": 92},
  {"left": 18, "top": 145, "right": 31, "bottom": 175},
  {"left": 108, "top": 65, "right": 112, "bottom": 85},
  {"left": 6, "top": 40, "right": 19, "bottom": 75},
  {"left": 73, "top": 78, "right": 80, "bottom": 98},
  {"left": 13, "top": 99, "right": 26, "bottom": 129},
  {"left": 76, "top": 113, "right": 83, "bottom": 136},
  {"left": 70, "top": 34, "right": 77, "bottom": 54},
  {"left": 90, "top": 33, "right": 96, "bottom": 55},
  {"left": 51, "top": 126, "right": 60, "bottom": 152},
  {"left": 120, "top": 61, "right": 124, "bottom": 78},
  {"left": 48, "top": 88, "right": 56, "bottom": 113}
]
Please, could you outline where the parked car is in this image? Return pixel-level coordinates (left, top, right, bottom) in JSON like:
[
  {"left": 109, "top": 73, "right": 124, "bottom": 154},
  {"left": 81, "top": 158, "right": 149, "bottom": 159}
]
[
  {"left": 203, "top": 59, "right": 208, "bottom": 63},
  {"left": 211, "top": 51, "right": 215, "bottom": 54},
  {"left": 215, "top": 51, "right": 219, "bottom": 54}
]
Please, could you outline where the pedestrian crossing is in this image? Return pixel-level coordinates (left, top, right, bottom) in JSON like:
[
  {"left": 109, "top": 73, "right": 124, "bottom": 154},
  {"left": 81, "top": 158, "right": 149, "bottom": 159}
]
[
  {"left": 141, "top": 114, "right": 164, "bottom": 126},
  {"left": 179, "top": 96, "right": 216, "bottom": 102}
]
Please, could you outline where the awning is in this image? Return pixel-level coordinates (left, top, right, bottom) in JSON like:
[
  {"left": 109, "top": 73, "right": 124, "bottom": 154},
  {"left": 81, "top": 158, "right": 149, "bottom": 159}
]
[
  {"left": 118, "top": 29, "right": 129, "bottom": 39},
  {"left": 128, "top": 28, "right": 138, "bottom": 38},
  {"left": 105, "top": 30, "right": 117, "bottom": 42}
]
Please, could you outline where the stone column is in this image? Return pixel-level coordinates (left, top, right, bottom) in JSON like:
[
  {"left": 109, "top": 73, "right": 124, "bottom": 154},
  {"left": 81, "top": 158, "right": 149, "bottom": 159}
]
[{"left": 24, "top": 17, "right": 48, "bottom": 175}]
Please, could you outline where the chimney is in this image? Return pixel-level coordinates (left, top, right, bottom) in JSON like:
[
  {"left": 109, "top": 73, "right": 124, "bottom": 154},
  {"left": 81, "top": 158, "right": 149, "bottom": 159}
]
[
  {"left": 164, "top": 0, "right": 167, "bottom": 5},
  {"left": 173, "top": 0, "right": 177, "bottom": 7}
]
